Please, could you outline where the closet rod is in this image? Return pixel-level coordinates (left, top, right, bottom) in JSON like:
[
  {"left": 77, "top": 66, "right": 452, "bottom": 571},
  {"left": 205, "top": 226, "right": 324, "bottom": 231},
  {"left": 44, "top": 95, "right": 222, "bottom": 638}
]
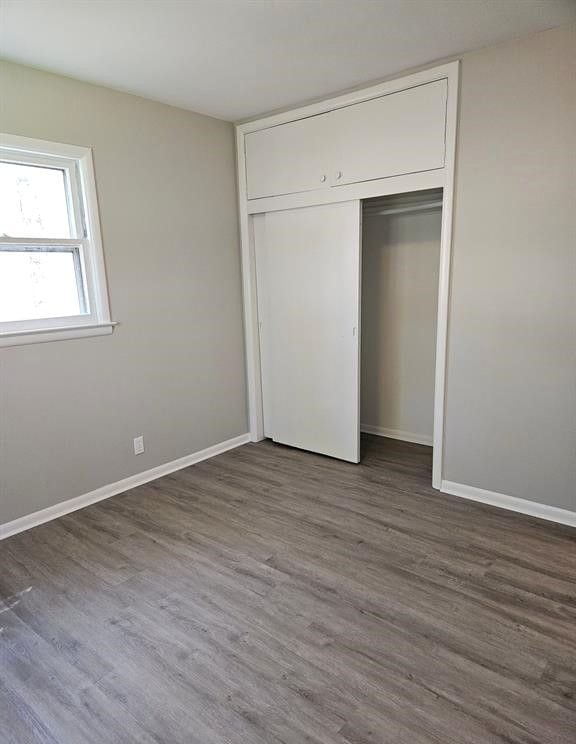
[{"left": 364, "top": 200, "right": 443, "bottom": 217}]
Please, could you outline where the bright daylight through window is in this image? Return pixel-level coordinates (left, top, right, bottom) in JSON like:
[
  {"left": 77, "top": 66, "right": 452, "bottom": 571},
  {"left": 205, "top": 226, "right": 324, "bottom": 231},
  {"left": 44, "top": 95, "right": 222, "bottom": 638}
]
[{"left": 0, "top": 134, "right": 113, "bottom": 346}]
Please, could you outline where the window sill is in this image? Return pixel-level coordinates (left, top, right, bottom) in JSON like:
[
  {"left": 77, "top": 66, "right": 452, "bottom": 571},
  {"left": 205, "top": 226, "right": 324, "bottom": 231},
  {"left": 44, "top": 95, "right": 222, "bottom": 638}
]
[{"left": 0, "top": 321, "right": 118, "bottom": 348}]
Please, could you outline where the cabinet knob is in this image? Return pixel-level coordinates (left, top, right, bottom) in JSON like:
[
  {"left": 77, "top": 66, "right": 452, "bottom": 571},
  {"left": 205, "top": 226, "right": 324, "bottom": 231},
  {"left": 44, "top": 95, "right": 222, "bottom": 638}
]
[
  {"left": 320, "top": 174, "right": 327, "bottom": 183},
  {"left": 336, "top": 171, "right": 343, "bottom": 180}
]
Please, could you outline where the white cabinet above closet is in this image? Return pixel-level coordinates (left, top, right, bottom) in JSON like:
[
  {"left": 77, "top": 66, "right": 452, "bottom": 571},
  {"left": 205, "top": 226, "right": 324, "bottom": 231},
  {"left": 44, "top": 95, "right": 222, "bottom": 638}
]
[
  {"left": 244, "top": 79, "right": 447, "bottom": 201},
  {"left": 245, "top": 112, "right": 334, "bottom": 199},
  {"left": 334, "top": 80, "right": 447, "bottom": 187}
]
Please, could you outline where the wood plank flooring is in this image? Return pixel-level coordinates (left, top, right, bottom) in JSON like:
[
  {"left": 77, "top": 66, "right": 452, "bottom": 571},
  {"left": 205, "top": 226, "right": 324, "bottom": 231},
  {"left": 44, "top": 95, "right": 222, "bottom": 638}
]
[{"left": 1, "top": 435, "right": 575, "bottom": 744}]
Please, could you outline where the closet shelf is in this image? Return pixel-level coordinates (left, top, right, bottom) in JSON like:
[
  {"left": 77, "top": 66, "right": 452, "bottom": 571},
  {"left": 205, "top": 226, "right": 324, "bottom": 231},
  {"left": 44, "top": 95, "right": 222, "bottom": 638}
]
[{"left": 364, "top": 200, "right": 443, "bottom": 217}]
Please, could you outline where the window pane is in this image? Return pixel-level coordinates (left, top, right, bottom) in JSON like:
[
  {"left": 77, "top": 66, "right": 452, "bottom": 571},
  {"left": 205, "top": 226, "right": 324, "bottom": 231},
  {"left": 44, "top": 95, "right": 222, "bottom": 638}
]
[
  {"left": 0, "top": 251, "right": 83, "bottom": 321},
  {"left": 0, "top": 162, "right": 71, "bottom": 238}
]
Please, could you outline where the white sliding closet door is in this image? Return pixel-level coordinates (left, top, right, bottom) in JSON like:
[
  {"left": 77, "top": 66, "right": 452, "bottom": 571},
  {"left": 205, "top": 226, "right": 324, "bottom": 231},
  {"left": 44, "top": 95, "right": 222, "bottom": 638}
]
[{"left": 262, "top": 201, "right": 361, "bottom": 462}]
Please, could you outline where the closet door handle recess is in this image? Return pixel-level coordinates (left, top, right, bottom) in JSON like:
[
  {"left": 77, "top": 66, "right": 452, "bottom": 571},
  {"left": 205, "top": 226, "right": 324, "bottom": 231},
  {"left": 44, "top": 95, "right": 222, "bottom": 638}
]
[
  {"left": 336, "top": 171, "right": 343, "bottom": 181},
  {"left": 320, "top": 174, "right": 327, "bottom": 183}
]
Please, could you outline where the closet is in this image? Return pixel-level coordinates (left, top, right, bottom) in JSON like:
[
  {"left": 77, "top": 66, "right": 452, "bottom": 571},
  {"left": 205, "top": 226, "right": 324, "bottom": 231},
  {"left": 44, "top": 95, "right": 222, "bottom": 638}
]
[
  {"left": 253, "top": 190, "right": 442, "bottom": 463},
  {"left": 238, "top": 62, "right": 458, "bottom": 486}
]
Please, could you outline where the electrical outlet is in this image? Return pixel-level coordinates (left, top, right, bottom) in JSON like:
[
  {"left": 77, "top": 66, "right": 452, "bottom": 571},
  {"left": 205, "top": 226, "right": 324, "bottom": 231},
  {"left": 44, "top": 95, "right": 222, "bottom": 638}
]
[{"left": 133, "top": 435, "right": 145, "bottom": 455}]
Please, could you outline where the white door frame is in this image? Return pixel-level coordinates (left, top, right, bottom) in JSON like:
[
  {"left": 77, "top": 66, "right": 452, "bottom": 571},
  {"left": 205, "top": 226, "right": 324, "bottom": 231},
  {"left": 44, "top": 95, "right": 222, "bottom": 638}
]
[{"left": 235, "top": 61, "right": 459, "bottom": 489}]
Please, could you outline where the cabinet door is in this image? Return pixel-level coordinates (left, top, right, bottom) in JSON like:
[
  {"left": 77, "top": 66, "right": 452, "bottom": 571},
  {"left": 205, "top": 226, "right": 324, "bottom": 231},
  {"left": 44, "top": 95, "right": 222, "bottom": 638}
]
[
  {"left": 332, "top": 80, "right": 447, "bottom": 186},
  {"left": 263, "top": 202, "right": 361, "bottom": 462},
  {"left": 245, "top": 112, "right": 333, "bottom": 199}
]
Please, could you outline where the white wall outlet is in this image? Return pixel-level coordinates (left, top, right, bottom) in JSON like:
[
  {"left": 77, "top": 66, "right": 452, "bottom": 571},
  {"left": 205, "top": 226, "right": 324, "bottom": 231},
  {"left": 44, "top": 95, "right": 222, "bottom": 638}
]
[{"left": 133, "top": 435, "right": 145, "bottom": 455}]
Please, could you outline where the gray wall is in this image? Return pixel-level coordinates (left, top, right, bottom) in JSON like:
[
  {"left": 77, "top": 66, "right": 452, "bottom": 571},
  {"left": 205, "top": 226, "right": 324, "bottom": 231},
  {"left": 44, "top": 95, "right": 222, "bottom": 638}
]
[
  {"left": 1, "top": 23, "right": 574, "bottom": 527},
  {"left": 361, "top": 209, "right": 441, "bottom": 441},
  {"left": 0, "top": 61, "right": 247, "bottom": 525},
  {"left": 444, "top": 24, "right": 576, "bottom": 511}
]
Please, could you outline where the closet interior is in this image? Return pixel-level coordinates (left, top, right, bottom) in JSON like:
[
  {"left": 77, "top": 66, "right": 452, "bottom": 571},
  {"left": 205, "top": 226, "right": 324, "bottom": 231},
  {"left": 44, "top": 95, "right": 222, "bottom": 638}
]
[{"left": 361, "top": 188, "right": 442, "bottom": 449}]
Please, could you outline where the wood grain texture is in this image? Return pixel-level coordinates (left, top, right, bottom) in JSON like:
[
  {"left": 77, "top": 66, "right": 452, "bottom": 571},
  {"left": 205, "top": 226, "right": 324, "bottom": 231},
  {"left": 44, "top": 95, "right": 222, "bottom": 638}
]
[{"left": 1, "top": 435, "right": 575, "bottom": 743}]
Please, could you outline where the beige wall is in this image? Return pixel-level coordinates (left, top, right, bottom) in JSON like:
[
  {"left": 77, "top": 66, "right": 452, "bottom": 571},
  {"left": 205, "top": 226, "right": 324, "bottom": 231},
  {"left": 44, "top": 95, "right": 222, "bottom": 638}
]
[
  {"left": 445, "top": 24, "right": 576, "bottom": 511},
  {"left": 361, "top": 208, "right": 441, "bottom": 441},
  {"left": 0, "top": 62, "right": 247, "bottom": 525}
]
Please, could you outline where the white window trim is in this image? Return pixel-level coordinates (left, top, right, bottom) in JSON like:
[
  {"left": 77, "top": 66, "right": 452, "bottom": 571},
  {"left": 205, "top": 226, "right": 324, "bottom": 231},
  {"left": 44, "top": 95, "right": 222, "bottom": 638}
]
[{"left": 0, "top": 133, "right": 116, "bottom": 347}]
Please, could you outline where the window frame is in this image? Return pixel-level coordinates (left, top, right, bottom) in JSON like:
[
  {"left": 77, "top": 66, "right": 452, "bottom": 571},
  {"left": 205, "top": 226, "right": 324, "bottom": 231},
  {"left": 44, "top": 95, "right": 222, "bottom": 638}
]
[{"left": 0, "top": 133, "right": 115, "bottom": 347}]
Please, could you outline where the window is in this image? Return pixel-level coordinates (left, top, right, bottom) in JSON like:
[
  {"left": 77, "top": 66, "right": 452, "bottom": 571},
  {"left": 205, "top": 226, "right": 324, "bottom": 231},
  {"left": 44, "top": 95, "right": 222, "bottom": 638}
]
[{"left": 0, "top": 134, "right": 115, "bottom": 346}]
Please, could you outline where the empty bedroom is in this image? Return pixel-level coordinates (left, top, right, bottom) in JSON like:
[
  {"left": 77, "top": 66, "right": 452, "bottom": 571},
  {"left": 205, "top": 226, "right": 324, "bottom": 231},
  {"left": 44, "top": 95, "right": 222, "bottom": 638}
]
[{"left": 0, "top": 1, "right": 575, "bottom": 742}]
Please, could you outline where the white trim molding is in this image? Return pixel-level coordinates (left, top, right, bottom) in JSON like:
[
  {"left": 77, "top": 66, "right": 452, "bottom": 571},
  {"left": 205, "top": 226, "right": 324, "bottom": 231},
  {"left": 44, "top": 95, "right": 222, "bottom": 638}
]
[
  {"left": 361, "top": 425, "right": 433, "bottom": 447},
  {"left": 441, "top": 480, "right": 576, "bottom": 529},
  {"left": 0, "top": 321, "right": 118, "bottom": 347},
  {"left": 0, "top": 433, "right": 250, "bottom": 541},
  {"left": 246, "top": 170, "right": 445, "bottom": 215},
  {"left": 431, "top": 62, "right": 458, "bottom": 491}
]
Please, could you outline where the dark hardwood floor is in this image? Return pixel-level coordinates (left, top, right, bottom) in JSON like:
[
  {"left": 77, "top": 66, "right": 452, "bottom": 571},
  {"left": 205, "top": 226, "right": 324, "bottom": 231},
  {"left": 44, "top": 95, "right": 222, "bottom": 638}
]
[{"left": 1, "top": 435, "right": 575, "bottom": 744}]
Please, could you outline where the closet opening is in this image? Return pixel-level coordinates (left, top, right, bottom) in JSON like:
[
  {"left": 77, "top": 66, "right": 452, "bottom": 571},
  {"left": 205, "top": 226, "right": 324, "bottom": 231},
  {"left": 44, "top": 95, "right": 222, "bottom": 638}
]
[
  {"left": 361, "top": 189, "right": 443, "bottom": 469},
  {"left": 252, "top": 187, "right": 446, "bottom": 478}
]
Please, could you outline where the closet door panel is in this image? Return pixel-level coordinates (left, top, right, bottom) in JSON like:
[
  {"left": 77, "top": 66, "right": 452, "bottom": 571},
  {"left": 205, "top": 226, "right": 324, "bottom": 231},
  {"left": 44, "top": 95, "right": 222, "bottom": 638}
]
[
  {"left": 333, "top": 80, "right": 447, "bottom": 186},
  {"left": 245, "top": 113, "right": 333, "bottom": 200},
  {"left": 264, "top": 202, "right": 361, "bottom": 462}
]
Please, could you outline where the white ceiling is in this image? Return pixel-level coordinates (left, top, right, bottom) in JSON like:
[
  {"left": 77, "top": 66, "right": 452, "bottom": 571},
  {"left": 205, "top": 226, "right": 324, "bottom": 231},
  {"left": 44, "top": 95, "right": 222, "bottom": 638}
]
[{"left": 1, "top": 0, "right": 575, "bottom": 121}]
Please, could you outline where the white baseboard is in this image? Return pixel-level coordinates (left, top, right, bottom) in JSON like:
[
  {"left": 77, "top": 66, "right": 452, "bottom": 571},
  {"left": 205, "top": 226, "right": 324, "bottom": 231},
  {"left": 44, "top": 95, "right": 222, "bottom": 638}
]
[
  {"left": 361, "top": 424, "right": 433, "bottom": 447},
  {"left": 0, "top": 433, "right": 251, "bottom": 541},
  {"left": 441, "top": 480, "right": 576, "bottom": 528}
]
